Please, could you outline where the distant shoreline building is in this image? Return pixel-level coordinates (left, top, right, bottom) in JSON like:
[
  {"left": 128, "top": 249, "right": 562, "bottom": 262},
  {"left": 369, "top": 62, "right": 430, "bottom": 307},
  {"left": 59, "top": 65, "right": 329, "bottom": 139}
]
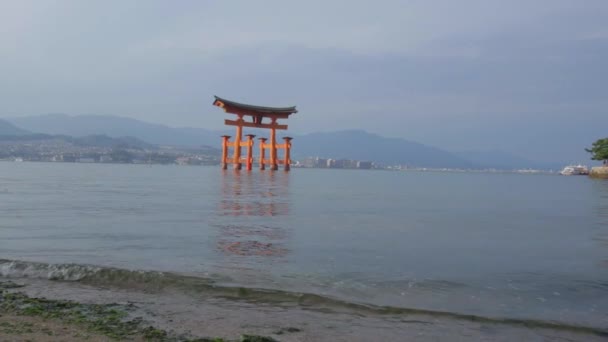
[{"left": 300, "top": 156, "right": 374, "bottom": 170}]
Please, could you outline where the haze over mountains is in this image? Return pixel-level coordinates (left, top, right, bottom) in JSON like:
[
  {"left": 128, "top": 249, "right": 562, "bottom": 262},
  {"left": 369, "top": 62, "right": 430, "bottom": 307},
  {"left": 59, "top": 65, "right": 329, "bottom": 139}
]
[
  {"left": 5, "top": 114, "right": 561, "bottom": 169},
  {"left": 0, "top": 119, "right": 29, "bottom": 136},
  {"left": 0, "top": 118, "right": 157, "bottom": 150}
]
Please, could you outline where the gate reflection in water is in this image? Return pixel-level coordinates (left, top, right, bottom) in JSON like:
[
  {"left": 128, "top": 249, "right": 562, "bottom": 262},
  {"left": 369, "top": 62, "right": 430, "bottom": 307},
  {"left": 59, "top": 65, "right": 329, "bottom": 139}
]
[{"left": 215, "top": 170, "right": 290, "bottom": 258}]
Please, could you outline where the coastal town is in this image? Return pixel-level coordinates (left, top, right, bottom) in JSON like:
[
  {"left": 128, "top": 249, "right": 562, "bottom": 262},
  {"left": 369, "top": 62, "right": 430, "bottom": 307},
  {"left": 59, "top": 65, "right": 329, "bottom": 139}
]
[
  {"left": 0, "top": 134, "right": 219, "bottom": 165},
  {"left": 0, "top": 139, "right": 554, "bottom": 174},
  {"left": 1, "top": 129, "right": 603, "bottom": 176}
]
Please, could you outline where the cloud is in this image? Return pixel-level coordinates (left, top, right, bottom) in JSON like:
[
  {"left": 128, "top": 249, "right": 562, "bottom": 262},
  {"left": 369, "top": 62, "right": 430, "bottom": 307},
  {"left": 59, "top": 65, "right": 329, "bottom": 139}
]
[{"left": 0, "top": 0, "right": 606, "bottom": 162}]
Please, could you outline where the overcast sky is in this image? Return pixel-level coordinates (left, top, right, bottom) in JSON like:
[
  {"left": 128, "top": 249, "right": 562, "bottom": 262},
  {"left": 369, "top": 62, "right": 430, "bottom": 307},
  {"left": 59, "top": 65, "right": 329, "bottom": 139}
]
[{"left": 0, "top": 0, "right": 606, "bottom": 162}]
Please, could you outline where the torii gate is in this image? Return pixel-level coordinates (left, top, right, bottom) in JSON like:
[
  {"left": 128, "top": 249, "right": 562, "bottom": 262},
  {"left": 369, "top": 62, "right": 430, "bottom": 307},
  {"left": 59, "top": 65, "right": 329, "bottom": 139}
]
[{"left": 213, "top": 96, "right": 297, "bottom": 171}]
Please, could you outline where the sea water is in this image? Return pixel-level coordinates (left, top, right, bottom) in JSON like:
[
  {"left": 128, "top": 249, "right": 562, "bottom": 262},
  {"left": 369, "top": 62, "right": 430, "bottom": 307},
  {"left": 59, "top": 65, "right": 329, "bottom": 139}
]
[{"left": 1, "top": 162, "right": 607, "bottom": 329}]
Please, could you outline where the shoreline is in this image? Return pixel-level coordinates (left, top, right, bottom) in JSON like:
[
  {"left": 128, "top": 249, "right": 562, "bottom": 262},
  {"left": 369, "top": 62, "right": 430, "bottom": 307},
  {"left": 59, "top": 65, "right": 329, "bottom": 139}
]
[
  {"left": 0, "top": 160, "right": 560, "bottom": 175},
  {"left": 590, "top": 166, "right": 608, "bottom": 179},
  {"left": 2, "top": 259, "right": 607, "bottom": 334},
  {"left": 1, "top": 277, "right": 606, "bottom": 341},
  {"left": 0, "top": 280, "right": 278, "bottom": 342}
]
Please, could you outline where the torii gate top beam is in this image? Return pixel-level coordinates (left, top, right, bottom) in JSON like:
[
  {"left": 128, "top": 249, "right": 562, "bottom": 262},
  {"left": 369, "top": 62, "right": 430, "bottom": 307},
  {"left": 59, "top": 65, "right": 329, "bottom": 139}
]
[{"left": 213, "top": 96, "right": 298, "bottom": 119}]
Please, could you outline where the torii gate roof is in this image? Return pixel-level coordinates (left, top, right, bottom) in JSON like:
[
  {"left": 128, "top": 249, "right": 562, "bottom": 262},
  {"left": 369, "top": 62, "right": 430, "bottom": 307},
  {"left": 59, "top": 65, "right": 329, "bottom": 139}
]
[{"left": 213, "top": 96, "right": 297, "bottom": 116}]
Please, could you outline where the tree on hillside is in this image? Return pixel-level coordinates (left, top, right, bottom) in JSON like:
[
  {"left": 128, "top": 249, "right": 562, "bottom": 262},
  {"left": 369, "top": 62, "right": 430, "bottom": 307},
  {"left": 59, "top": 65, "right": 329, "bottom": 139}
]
[
  {"left": 110, "top": 148, "right": 134, "bottom": 163},
  {"left": 586, "top": 138, "right": 608, "bottom": 166}
]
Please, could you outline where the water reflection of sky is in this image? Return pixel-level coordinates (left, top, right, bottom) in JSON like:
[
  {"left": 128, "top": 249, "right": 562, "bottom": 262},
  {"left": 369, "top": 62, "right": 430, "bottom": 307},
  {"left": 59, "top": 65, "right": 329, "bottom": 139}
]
[
  {"left": 215, "top": 171, "right": 290, "bottom": 258},
  {"left": 592, "top": 179, "right": 608, "bottom": 220},
  {"left": 3, "top": 163, "right": 608, "bottom": 327},
  {"left": 591, "top": 179, "right": 608, "bottom": 267}
]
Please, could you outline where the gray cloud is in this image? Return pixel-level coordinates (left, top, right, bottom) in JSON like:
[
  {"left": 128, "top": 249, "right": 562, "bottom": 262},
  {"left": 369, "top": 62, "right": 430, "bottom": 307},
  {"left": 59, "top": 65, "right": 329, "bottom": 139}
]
[{"left": 0, "top": 0, "right": 606, "bottom": 162}]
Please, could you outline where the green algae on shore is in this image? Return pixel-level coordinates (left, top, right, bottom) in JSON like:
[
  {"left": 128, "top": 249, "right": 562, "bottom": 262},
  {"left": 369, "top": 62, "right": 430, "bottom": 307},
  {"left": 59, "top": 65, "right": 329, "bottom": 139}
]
[{"left": 0, "top": 281, "right": 279, "bottom": 341}]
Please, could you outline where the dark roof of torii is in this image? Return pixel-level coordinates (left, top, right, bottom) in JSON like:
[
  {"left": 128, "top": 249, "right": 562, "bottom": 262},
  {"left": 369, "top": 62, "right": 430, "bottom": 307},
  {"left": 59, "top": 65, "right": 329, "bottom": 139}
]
[{"left": 213, "top": 96, "right": 298, "bottom": 115}]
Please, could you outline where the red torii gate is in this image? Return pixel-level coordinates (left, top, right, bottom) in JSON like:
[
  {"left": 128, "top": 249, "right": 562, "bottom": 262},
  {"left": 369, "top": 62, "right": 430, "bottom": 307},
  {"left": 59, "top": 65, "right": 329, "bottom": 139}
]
[{"left": 213, "top": 96, "right": 297, "bottom": 171}]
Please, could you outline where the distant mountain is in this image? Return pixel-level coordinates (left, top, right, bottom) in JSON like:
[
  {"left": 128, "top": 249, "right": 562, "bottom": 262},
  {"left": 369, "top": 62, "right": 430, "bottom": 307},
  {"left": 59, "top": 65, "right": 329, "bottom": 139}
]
[
  {"left": 70, "top": 134, "right": 155, "bottom": 150},
  {"left": 453, "top": 150, "right": 562, "bottom": 170},
  {"left": 7, "top": 114, "right": 477, "bottom": 168},
  {"left": 9, "top": 114, "right": 562, "bottom": 169},
  {"left": 0, "top": 119, "right": 30, "bottom": 136},
  {"left": 292, "top": 130, "right": 475, "bottom": 168},
  {"left": 0, "top": 133, "right": 154, "bottom": 150},
  {"left": 8, "top": 114, "right": 220, "bottom": 147}
]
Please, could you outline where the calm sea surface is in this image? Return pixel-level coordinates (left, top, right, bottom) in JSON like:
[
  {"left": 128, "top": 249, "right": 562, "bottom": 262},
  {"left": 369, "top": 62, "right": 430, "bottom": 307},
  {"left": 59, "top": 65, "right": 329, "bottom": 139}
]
[{"left": 1, "top": 162, "right": 607, "bottom": 328}]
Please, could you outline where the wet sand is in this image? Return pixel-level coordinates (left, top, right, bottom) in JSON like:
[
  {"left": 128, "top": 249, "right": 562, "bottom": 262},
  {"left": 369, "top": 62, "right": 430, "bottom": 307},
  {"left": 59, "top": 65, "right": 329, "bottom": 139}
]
[
  {"left": 1, "top": 277, "right": 606, "bottom": 342},
  {"left": 0, "top": 314, "right": 117, "bottom": 342}
]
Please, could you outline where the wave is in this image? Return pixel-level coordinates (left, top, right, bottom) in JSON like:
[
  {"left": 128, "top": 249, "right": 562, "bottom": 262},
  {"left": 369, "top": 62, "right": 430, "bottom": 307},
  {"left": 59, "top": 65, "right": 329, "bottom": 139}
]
[
  {"left": 0, "top": 258, "right": 100, "bottom": 281},
  {"left": 0, "top": 259, "right": 606, "bottom": 337},
  {"left": 0, "top": 259, "right": 214, "bottom": 290}
]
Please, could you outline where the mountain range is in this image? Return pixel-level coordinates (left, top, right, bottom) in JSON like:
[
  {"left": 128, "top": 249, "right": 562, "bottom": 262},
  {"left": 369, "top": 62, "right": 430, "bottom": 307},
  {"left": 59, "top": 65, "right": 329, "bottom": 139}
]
[
  {"left": 7, "top": 114, "right": 220, "bottom": 147},
  {"left": 4, "top": 114, "right": 559, "bottom": 169},
  {"left": 0, "top": 119, "right": 29, "bottom": 136}
]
